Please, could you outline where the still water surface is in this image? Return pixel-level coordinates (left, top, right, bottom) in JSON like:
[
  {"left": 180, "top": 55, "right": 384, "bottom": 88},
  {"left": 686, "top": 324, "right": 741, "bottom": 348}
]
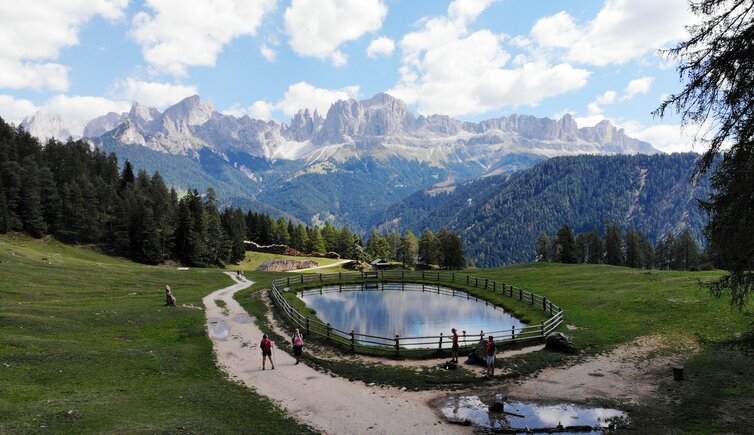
[{"left": 297, "top": 283, "right": 527, "bottom": 343}]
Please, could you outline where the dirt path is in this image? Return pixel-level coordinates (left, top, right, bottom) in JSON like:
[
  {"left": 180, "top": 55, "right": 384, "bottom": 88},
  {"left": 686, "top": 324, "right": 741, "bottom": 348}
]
[
  {"left": 286, "top": 259, "right": 351, "bottom": 272},
  {"left": 203, "top": 273, "right": 468, "bottom": 435},
  {"left": 507, "top": 335, "right": 692, "bottom": 404}
]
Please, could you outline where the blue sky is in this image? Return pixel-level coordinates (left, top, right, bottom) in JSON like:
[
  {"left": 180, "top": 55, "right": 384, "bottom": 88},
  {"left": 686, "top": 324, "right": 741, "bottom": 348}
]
[{"left": 0, "top": 0, "right": 701, "bottom": 152}]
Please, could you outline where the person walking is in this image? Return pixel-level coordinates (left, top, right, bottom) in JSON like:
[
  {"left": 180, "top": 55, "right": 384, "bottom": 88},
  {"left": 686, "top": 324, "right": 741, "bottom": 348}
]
[
  {"left": 485, "top": 335, "right": 496, "bottom": 377},
  {"left": 260, "top": 334, "right": 274, "bottom": 370},
  {"left": 292, "top": 328, "right": 305, "bottom": 365},
  {"left": 451, "top": 328, "right": 459, "bottom": 363}
]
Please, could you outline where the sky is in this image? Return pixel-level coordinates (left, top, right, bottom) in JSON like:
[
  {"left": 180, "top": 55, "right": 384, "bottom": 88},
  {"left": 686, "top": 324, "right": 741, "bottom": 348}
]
[{"left": 0, "top": 0, "right": 703, "bottom": 152}]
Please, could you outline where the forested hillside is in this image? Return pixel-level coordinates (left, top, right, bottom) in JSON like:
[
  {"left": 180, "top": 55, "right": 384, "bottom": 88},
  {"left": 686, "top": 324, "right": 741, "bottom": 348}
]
[{"left": 376, "top": 153, "right": 710, "bottom": 267}]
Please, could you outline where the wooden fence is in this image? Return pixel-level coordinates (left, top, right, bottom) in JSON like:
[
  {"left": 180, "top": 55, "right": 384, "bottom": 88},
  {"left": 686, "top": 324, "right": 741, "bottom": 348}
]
[{"left": 269, "top": 270, "right": 564, "bottom": 356}]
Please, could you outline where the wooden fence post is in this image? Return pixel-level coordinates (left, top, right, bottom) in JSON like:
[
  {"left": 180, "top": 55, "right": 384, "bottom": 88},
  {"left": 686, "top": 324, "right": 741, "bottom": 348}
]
[
  {"left": 519, "top": 288, "right": 523, "bottom": 301},
  {"left": 326, "top": 323, "right": 331, "bottom": 338},
  {"left": 438, "top": 332, "right": 443, "bottom": 351},
  {"left": 306, "top": 317, "right": 310, "bottom": 334},
  {"left": 485, "top": 278, "right": 488, "bottom": 289},
  {"left": 350, "top": 330, "right": 355, "bottom": 352},
  {"left": 466, "top": 275, "right": 469, "bottom": 285},
  {"left": 319, "top": 273, "right": 323, "bottom": 281},
  {"left": 452, "top": 272, "right": 455, "bottom": 282},
  {"left": 511, "top": 325, "right": 516, "bottom": 341},
  {"left": 543, "top": 297, "right": 547, "bottom": 310},
  {"left": 531, "top": 293, "right": 534, "bottom": 304},
  {"left": 395, "top": 335, "right": 400, "bottom": 357},
  {"left": 540, "top": 322, "right": 545, "bottom": 337},
  {"left": 287, "top": 276, "right": 290, "bottom": 286}
]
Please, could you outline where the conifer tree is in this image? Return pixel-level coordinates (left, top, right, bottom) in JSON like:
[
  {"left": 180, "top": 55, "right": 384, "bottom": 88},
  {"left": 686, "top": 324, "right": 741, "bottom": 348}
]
[
  {"left": 586, "top": 229, "right": 604, "bottom": 264},
  {"left": 605, "top": 223, "right": 624, "bottom": 266},
  {"left": 306, "top": 228, "right": 326, "bottom": 253},
  {"left": 418, "top": 229, "right": 439, "bottom": 266},
  {"left": 554, "top": 224, "right": 577, "bottom": 264},
  {"left": 20, "top": 156, "right": 46, "bottom": 237},
  {"left": 397, "top": 230, "right": 418, "bottom": 267},
  {"left": 535, "top": 232, "right": 550, "bottom": 262},
  {"left": 0, "top": 176, "right": 8, "bottom": 234}
]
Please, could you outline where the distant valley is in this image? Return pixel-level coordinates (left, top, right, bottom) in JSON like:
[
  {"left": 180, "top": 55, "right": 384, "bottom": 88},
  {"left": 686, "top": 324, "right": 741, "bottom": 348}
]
[{"left": 17, "top": 93, "right": 707, "bottom": 267}]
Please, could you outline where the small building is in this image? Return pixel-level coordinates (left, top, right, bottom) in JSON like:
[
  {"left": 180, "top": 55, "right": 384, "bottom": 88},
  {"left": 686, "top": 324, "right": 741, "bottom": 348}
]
[{"left": 370, "top": 258, "right": 394, "bottom": 270}]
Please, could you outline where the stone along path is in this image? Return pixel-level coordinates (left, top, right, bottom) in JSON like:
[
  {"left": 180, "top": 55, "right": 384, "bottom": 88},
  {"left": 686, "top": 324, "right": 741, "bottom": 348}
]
[{"left": 203, "top": 273, "right": 467, "bottom": 435}]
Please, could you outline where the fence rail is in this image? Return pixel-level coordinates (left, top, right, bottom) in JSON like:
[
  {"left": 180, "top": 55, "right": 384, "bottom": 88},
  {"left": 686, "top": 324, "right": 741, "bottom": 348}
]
[{"left": 269, "top": 270, "right": 564, "bottom": 356}]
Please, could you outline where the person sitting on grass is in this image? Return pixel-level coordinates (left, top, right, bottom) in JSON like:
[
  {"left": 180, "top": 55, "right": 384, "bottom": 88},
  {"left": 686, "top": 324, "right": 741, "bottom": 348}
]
[
  {"left": 451, "top": 328, "right": 459, "bottom": 363},
  {"left": 485, "top": 335, "right": 496, "bottom": 377},
  {"left": 260, "top": 334, "right": 274, "bottom": 370}
]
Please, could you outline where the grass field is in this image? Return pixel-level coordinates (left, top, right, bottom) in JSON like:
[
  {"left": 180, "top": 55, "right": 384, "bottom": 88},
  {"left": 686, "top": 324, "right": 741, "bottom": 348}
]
[
  {"left": 3, "top": 233, "right": 754, "bottom": 433},
  {"left": 0, "top": 234, "right": 314, "bottom": 434},
  {"left": 242, "top": 262, "right": 754, "bottom": 433}
]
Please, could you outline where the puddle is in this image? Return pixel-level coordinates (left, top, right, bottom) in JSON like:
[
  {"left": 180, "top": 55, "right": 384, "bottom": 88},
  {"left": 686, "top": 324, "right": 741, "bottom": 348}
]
[
  {"left": 207, "top": 318, "right": 229, "bottom": 340},
  {"left": 233, "top": 313, "right": 255, "bottom": 324},
  {"left": 439, "top": 395, "right": 627, "bottom": 434}
]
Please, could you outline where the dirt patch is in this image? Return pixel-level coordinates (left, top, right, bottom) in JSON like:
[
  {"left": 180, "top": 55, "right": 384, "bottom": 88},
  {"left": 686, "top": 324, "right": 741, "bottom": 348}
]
[
  {"left": 507, "top": 335, "right": 697, "bottom": 404},
  {"left": 204, "top": 274, "right": 469, "bottom": 434}
]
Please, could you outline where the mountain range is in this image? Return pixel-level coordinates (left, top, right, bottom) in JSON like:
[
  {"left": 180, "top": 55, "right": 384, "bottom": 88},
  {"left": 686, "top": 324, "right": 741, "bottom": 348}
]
[
  {"left": 371, "top": 153, "right": 709, "bottom": 266},
  {"left": 13, "top": 93, "right": 707, "bottom": 267},
  {"left": 18, "top": 93, "right": 659, "bottom": 227}
]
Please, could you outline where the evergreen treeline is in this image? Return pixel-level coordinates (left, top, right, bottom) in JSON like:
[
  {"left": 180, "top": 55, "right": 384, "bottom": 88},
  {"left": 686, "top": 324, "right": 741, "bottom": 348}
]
[
  {"left": 536, "top": 223, "right": 707, "bottom": 271},
  {"left": 0, "top": 116, "right": 245, "bottom": 266},
  {"left": 361, "top": 227, "right": 465, "bottom": 269},
  {"left": 377, "top": 153, "right": 711, "bottom": 267},
  {"left": 0, "top": 117, "right": 467, "bottom": 268}
]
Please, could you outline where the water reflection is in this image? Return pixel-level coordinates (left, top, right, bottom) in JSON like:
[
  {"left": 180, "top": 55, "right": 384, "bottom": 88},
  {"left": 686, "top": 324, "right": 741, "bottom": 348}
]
[
  {"left": 297, "top": 283, "right": 526, "bottom": 345},
  {"left": 439, "top": 395, "right": 627, "bottom": 434}
]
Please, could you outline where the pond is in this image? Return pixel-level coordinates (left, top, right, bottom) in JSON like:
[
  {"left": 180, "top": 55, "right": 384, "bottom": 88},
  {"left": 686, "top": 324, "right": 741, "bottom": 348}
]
[
  {"left": 296, "top": 282, "right": 527, "bottom": 346},
  {"left": 439, "top": 395, "right": 628, "bottom": 433}
]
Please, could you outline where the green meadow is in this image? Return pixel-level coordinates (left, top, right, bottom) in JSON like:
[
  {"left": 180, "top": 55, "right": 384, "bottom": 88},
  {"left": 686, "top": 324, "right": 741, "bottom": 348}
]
[
  {"left": 0, "top": 234, "right": 314, "bottom": 434},
  {"left": 2, "top": 234, "right": 753, "bottom": 433}
]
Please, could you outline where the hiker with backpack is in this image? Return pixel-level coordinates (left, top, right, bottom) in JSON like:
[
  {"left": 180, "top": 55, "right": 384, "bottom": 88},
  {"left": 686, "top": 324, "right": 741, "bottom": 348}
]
[
  {"left": 292, "top": 328, "right": 305, "bottom": 365},
  {"left": 260, "top": 334, "right": 274, "bottom": 370},
  {"left": 485, "top": 335, "right": 496, "bottom": 377}
]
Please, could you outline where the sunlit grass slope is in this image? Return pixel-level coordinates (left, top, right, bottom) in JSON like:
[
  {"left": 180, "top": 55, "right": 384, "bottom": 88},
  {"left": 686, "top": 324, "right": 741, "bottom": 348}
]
[{"left": 0, "top": 234, "right": 314, "bottom": 434}]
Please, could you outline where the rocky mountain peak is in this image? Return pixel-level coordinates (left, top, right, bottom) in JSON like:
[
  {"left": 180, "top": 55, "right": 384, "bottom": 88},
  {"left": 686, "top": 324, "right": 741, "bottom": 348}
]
[
  {"left": 317, "top": 93, "right": 416, "bottom": 144},
  {"left": 20, "top": 112, "right": 75, "bottom": 141},
  {"left": 162, "top": 95, "right": 215, "bottom": 126},
  {"left": 83, "top": 112, "right": 125, "bottom": 138}
]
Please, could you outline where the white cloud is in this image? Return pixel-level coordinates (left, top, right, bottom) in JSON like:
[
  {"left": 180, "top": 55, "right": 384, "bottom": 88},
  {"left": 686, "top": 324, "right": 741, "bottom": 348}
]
[
  {"left": 284, "top": 0, "right": 387, "bottom": 66},
  {"left": 260, "top": 44, "right": 277, "bottom": 62},
  {"left": 390, "top": 2, "right": 590, "bottom": 116},
  {"left": 131, "top": 0, "right": 276, "bottom": 76},
  {"left": 109, "top": 78, "right": 199, "bottom": 108},
  {"left": 225, "top": 81, "right": 359, "bottom": 120},
  {"left": 0, "top": 93, "right": 129, "bottom": 137},
  {"left": 0, "top": 95, "right": 38, "bottom": 124},
  {"left": 366, "top": 37, "right": 395, "bottom": 58},
  {"left": 0, "top": 0, "right": 127, "bottom": 91},
  {"left": 276, "top": 81, "right": 359, "bottom": 116},
  {"left": 448, "top": 0, "right": 498, "bottom": 25},
  {"left": 625, "top": 123, "right": 694, "bottom": 153},
  {"left": 40, "top": 95, "right": 131, "bottom": 135},
  {"left": 596, "top": 90, "right": 617, "bottom": 105},
  {"left": 224, "top": 100, "right": 275, "bottom": 120},
  {"left": 531, "top": 0, "right": 695, "bottom": 66},
  {"left": 587, "top": 90, "right": 617, "bottom": 115},
  {"left": 620, "top": 76, "right": 654, "bottom": 101}
]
